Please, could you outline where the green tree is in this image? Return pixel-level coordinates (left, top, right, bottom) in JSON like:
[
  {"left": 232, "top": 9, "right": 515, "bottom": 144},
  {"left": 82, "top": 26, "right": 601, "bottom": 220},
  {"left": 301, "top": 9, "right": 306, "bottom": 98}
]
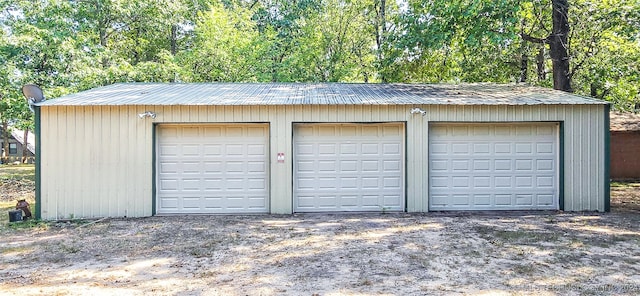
[
  {"left": 389, "top": 0, "right": 521, "bottom": 82},
  {"left": 287, "top": 0, "right": 376, "bottom": 82},
  {"left": 182, "top": 1, "right": 266, "bottom": 82}
]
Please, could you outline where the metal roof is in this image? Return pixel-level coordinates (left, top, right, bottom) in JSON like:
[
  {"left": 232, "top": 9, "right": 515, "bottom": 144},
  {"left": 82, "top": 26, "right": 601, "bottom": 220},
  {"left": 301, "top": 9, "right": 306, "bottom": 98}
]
[{"left": 37, "top": 83, "right": 608, "bottom": 106}]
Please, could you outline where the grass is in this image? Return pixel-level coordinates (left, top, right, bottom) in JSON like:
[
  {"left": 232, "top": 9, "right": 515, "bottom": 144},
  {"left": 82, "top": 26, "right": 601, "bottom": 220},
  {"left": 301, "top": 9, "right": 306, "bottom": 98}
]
[
  {"left": 473, "top": 225, "right": 562, "bottom": 246},
  {"left": 0, "top": 164, "right": 36, "bottom": 226},
  {"left": 0, "top": 200, "right": 38, "bottom": 227},
  {"left": 0, "top": 164, "right": 35, "bottom": 182}
]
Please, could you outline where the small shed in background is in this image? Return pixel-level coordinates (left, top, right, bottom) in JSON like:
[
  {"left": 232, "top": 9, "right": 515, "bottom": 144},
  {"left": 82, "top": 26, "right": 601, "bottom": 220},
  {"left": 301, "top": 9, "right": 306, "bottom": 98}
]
[
  {"left": 34, "top": 83, "right": 610, "bottom": 220},
  {"left": 610, "top": 112, "right": 640, "bottom": 180},
  {"left": 0, "top": 127, "right": 35, "bottom": 164}
]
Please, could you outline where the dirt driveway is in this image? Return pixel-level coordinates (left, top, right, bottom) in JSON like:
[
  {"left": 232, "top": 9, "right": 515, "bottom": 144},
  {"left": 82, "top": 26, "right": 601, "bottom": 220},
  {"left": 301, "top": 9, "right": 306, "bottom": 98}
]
[{"left": 1, "top": 208, "right": 639, "bottom": 296}]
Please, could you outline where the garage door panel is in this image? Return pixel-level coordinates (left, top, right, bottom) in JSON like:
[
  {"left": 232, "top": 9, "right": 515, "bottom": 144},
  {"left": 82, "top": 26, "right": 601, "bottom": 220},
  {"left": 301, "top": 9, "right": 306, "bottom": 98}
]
[
  {"left": 430, "top": 123, "right": 558, "bottom": 211},
  {"left": 430, "top": 176, "right": 448, "bottom": 188},
  {"left": 182, "top": 162, "right": 200, "bottom": 173},
  {"left": 537, "top": 125, "right": 555, "bottom": 135},
  {"left": 226, "top": 162, "right": 244, "bottom": 173},
  {"left": 383, "top": 160, "right": 401, "bottom": 171},
  {"left": 362, "top": 177, "right": 379, "bottom": 188},
  {"left": 452, "top": 126, "right": 469, "bottom": 136},
  {"left": 473, "top": 143, "right": 490, "bottom": 154},
  {"left": 225, "top": 144, "right": 244, "bottom": 156},
  {"left": 516, "top": 194, "right": 534, "bottom": 205},
  {"left": 383, "top": 195, "right": 402, "bottom": 207},
  {"left": 452, "top": 143, "right": 470, "bottom": 154},
  {"left": 473, "top": 126, "right": 490, "bottom": 135},
  {"left": 452, "top": 195, "right": 470, "bottom": 206},
  {"left": 203, "top": 178, "right": 223, "bottom": 190},
  {"left": 515, "top": 143, "right": 533, "bottom": 154},
  {"left": 294, "top": 123, "right": 405, "bottom": 212},
  {"left": 203, "top": 126, "right": 222, "bottom": 137},
  {"left": 383, "top": 143, "right": 402, "bottom": 155},
  {"left": 182, "top": 197, "right": 202, "bottom": 209},
  {"left": 537, "top": 176, "right": 554, "bottom": 187},
  {"left": 536, "top": 159, "right": 554, "bottom": 171},
  {"left": 362, "top": 160, "right": 379, "bottom": 172},
  {"left": 537, "top": 142, "right": 554, "bottom": 153},
  {"left": 318, "top": 177, "right": 337, "bottom": 189},
  {"left": 473, "top": 177, "right": 490, "bottom": 188},
  {"left": 159, "top": 144, "right": 179, "bottom": 156},
  {"left": 296, "top": 196, "right": 317, "bottom": 208},
  {"left": 160, "top": 162, "right": 179, "bottom": 173},
  {"left": 247, "top": 127, "right": 265, "bottom": 137},
  {"left": 537, "top": 194, "right": 554, "bottom": 205},
  {"left": 473, "top": 194, "right": 491, "bottom": 206},
  {"left": 340, "top": 177, "right": 358, "bottom": 189},
  {"left": 340, "top": 160, "right": 358, "bottom": 172},
  {"left": 472, "top": 160, "right": 489, "bottom": 171},
  {"left": 452, "top": 176, "right": 469, "bottom": 188},
  {"left": 515, "top": 176, "right": 533, "bottom": 188},
  {"left": 495, "top": 143, "right": 511, "bottom": 153},
  {"left": 203, "top": 144, "right": 222, "bottom": 155},
  {"left": 341, "top": 195, "right": 358, "bottom": 207},
  {"left": 182, "top": 179, "right": 200, "bottom": 190},
  {"left": 362, "top": 126, "right": 379, "bottom": 136},
  {"left": 159, "top": 198, "right": 179, "bottom": 209},
  {"left": 495, "top": 195, "right": 512, "bottom": 206},
  {"left": 157, "top": 124, "right": 269, "bottom": 214},
  {"left": 515, "top": 159, "right": 533, "bottom": 171},
  {"left": 160, "top": 179, "right": 179, "bottom": 191},
  {"left": 248, "top": 178, "right": 267, "bottom": 190},
  {"left": 247, "top": 144, "right": 266, "bottom": 155},
  {"left": 248, "top": 161, "right": 266, "bottom": 173},
  {"left": 516, "top": 126, "right": 533, "bottom": 135},
  {"left": 494, "top": 176, "right": 513, "bottom": 188},
  {"left": 341, "top": 126, "right": 358, "bottom": 136},
  {"left": 362, "top": 143, "right": 379, "bottom": 154},
  {"left": 383, "top": 177, "right": 401, "bottom": 188},
  {"left": 319, "top": 144, "right": 336, "bottom": 155},
  {"left": 318, "top": 126, "right": 337, "bottom": 136},
  {"left": 430, "top": 143, "right": 448, "bottom": 154}
]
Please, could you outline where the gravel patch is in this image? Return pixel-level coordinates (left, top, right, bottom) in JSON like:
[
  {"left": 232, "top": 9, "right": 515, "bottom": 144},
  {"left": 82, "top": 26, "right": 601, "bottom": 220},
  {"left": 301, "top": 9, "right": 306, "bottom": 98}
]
[{"left": 1, "top": 211, "right": 639, "bottom": 295}]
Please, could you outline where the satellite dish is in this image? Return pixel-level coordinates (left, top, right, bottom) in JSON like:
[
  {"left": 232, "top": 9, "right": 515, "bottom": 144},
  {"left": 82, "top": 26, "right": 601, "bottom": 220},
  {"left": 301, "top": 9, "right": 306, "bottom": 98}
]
[{"left": 22, "top": 84, "right": 45, "bottom": 112}]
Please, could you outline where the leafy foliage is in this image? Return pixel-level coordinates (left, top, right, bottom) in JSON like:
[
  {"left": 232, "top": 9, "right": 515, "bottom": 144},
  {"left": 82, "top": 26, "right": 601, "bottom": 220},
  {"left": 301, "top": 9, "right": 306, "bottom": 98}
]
[{"left": 0, "top": 0, "right": 638, "bottom": 134}]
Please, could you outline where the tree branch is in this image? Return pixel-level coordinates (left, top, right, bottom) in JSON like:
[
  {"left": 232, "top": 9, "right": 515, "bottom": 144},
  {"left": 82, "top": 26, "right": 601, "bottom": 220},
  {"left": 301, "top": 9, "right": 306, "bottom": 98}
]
[{"left": 521, "top": 33, "right": 547, "bottom": 44}]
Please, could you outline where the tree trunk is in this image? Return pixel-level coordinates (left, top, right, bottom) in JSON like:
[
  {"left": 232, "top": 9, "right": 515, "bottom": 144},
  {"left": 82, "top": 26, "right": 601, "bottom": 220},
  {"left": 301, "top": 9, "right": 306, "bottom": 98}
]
[
  {"left": 519, "top": 20, "right": 528, "bottom": 83},
  {"left": 2, "top": 121, "right": 8, "bottom": 164},
  {"left": 536, "top": 46, "right": 546, "bottom": 81},
  {"left": 22, "top": 128, "right": 28, "bottom": 163},
  {"left": 520, "top": 52, "right": 528, "bottom": 83},
  {"left": 549, "top": 0, "right": 571, "bottom": 92},
  {"left": 95, "top": 0, "right": 111, "bottom": 69},
  {"left": 375, "top": 0, "right": 387, "bottom": 83},
  {"left": 171, "top": 25, "right": 177, "bottom": 56}
]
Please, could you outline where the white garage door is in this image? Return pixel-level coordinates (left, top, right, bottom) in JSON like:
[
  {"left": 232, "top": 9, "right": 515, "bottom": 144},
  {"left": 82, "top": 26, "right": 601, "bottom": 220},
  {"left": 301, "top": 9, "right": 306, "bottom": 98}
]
[
  {"left": 294, "top": 123, "right": 405, "bottom": 212},
  {"left": 156, "top": 124, "right": 269, "bottom": 214},
  {"left": 429, "top": 123, "right": 559, "bottom": 211}
]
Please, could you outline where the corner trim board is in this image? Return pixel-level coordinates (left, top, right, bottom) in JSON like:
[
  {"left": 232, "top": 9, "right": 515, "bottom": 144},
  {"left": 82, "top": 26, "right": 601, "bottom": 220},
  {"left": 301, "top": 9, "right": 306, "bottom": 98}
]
[
  {"left": 559, "top": 121, "right": 565, "bottom": 211},
  {"left": 35, "top": 107, "right": 41, "bottom": 220},
  {"left": 151, "top": 123, "right": 157, "bottom": 216},
  {"left": 604, "top": 105, "right": 611, "bottom": 212}
]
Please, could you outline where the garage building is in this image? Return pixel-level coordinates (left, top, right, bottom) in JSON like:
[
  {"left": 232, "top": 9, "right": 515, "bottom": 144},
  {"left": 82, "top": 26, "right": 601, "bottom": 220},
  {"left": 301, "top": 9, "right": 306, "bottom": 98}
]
[{"left": 34, "top": 83, "right": 610, "bottom": 219}]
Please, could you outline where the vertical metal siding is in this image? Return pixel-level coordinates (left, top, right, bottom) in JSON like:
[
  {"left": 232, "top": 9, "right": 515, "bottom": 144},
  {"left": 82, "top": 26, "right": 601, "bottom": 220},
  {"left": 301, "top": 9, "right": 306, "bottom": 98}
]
[
  {"left": 40, "top": 106, "right": 154, "bottom": 219},
  {"left": 39, "top": 103, "right": 606, "bottom": 219},
  {"left": 34, "top": 107, "right": 41, "bottom": 219},
  {"left": 407, "top": 112, "right": 426, "bottom": 212}
]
